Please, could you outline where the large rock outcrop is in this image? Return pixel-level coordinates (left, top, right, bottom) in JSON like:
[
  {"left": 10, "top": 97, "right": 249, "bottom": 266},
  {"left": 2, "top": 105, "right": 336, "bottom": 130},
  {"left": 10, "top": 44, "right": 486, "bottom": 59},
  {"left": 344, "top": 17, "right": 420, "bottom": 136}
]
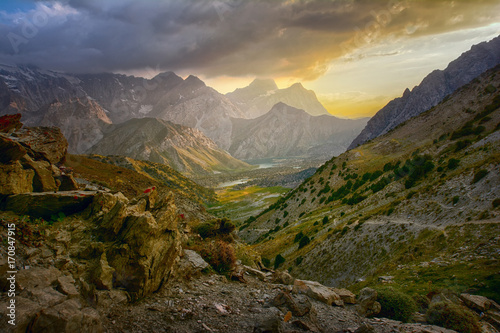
[
  {"left": 0, "top": 116, "right": 78, "bottom": 196},
  {"left": 86, "top": 189, "right": 182, "bottom": 300}
]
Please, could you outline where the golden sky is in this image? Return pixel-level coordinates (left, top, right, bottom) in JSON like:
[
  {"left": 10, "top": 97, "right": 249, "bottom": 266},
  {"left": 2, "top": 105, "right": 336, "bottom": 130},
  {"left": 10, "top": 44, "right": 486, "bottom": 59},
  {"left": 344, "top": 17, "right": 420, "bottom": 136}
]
[{"left": 1, "top": 0, "right": 500, "bottom": 118}]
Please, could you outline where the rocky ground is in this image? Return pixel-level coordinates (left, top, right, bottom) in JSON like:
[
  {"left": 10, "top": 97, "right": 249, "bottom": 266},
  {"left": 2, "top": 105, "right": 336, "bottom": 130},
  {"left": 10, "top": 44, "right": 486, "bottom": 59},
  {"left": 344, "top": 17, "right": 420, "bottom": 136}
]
[{"left": 100, "top": 272, "right": 460, "bottom": 333}]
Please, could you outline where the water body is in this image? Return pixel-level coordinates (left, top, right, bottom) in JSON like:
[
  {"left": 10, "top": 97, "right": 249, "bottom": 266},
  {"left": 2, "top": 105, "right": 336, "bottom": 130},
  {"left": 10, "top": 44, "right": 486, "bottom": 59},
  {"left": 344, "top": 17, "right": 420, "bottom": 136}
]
[{"left": 217, "top": 179, "right": 250, "bottom": 188}]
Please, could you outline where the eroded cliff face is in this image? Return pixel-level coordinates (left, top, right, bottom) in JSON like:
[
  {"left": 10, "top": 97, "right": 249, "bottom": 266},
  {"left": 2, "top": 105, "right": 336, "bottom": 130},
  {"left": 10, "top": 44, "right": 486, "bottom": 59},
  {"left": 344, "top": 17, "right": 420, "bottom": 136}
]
[{"left": 349, "top": 35, "right": 500, "bottom": 149}]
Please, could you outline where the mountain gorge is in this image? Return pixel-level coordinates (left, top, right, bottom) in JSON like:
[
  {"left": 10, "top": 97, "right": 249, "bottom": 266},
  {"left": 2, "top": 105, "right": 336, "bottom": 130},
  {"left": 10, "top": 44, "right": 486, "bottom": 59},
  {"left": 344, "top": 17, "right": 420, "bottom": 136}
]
[
  {"left": 349, "top": 35, "right": 500, "bottom": 149},
  {"left": 227, "top": 78, "right": 329, "bottom": 118},
  {"left": 240, "top": 64, "right": 500, "bottom": 301},
  {"left": 229, "top": 102, "right": 368, "bottom": 160}
]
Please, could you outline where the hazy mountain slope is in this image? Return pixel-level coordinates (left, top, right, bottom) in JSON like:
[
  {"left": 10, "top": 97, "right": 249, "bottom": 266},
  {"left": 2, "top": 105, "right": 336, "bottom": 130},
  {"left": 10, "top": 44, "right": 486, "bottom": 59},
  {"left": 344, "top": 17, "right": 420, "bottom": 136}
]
[
  {"left": 227, "top": 79, "right": 329, "bottom": 118},
  {"left": 0, "top": 64, "right": 87, "bottom": 116},
  {"left": 30, "top": 97, "right": 112, "bottom": 154},
  {"left": 0, "top": 64, "right": 186, "bottom": 124},
  {"left": 150, "top": 75, "right": 245, "bottom": 150},
  {"left": 229, "top": 102, "right": 368, "bottom": 160},
  {"left": 87, "top": 117, "right": 250, "bottom": 175},
  {"left": 75, "top": 71, "right": 184, "bottom": 123},
  {"left": 348, "top": 35, "right": 500, "bottom": 149},
  {"left": 240, "top": 65, "right": 500, "bottom": 294}
]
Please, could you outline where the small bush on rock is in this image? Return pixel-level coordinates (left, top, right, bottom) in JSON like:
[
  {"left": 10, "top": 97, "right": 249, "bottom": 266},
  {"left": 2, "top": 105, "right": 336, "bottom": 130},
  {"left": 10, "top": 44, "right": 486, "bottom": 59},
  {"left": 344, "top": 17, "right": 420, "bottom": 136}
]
[
  {"left": 426, "top": 302, "right": 481, "bottom": 333},
  {"left": 375, "top": 287, "right": 417, "bottom": 322},
  {"left": 195, "top": 240, "right": 236, "bottom": 274}
]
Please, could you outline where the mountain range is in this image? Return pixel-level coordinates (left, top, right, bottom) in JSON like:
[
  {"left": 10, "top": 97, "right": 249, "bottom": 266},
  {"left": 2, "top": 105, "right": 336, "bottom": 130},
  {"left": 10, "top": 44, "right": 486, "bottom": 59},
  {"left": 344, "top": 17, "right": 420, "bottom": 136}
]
[
  {"left": 229, "top": 102, "right": 368, "bottom": 160},
  {"left": 227, "top": 78, "right": 329, "bottom": 118},
  {"left": 348, "top": 35, "right": 500, "bottom": 149},
  {"left": 0, "top": 63, "right": 367, "bottom": 173}
]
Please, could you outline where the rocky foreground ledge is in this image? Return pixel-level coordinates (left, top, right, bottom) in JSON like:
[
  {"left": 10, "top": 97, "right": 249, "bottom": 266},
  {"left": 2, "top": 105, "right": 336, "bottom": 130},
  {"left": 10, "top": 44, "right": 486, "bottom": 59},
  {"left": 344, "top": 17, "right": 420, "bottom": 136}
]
[{"left": 0, "top": 185, "right": 498, "bottom": 332}]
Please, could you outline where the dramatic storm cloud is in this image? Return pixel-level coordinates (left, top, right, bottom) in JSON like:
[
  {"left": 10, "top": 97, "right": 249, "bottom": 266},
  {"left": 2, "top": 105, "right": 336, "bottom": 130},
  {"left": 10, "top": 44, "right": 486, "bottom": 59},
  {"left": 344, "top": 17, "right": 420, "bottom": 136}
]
[{"left": 1, "top": 0, "right": 499, "bottom": 117}]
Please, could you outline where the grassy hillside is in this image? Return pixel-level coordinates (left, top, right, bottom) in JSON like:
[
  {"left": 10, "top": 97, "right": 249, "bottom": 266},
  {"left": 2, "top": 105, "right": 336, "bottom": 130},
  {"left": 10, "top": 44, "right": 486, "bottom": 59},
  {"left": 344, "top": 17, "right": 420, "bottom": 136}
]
[
  {"left": 66, "top": 154, "right": 217, "bottom": 223},
  {"left": 240, "top": 65, "right": 500, "bottom": 302}
]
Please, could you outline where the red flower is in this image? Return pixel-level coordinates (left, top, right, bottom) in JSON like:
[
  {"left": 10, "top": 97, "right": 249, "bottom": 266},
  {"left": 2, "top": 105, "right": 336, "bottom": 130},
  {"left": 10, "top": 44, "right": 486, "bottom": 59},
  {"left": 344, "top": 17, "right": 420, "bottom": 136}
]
[
  {"left": 144, "top": 188, "right": 151, "bottom": 194},
  {"left": 73, "top": 195, "right": 78, "bottom": 199}
]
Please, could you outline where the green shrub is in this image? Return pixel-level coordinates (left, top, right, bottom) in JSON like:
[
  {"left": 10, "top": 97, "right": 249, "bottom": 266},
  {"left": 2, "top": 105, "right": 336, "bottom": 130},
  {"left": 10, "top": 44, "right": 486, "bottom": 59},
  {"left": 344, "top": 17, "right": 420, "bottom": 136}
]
[
  {"left": 406, "top": 191, "right": 416, "bottom": 199},
  {"left": 413, "top": 295, "right": 430, "bottom": 313},
  {"left": 447, "top": 158, "right": 460, "bottom": 170},
  {"left": 493, "top": 198, "right": 500, "bottom": 208},
  {"left": 294, "top": 231, "right": 304, "bottom": 243},
  {"left": 295, "top": 256, "right": 303, "bottom": 266},
  {"left": 322, "top": 216, "right": 329, "bottom": 225},
  {"left": 375, "top": 287, "right": 417, "bottom": 322},
  {"left": 195, "top": 218, "right": 235, "bottom": 239},
  {"left": 472, "top": 169, "right": 489, "bottom": 183},
  {"left": 452, "top": 196, "right": 459, "bottom": 205},
  {"left": 426, "top": 302, "right": 481, "bottom": 333},
  {"left": 455, "top": 140, "right": 471, "bottom": 152},
  {"left": 262, "top": 257, "right": 271, "bottom": 268},
  {"left": 298, "top": 235, "right": 311, "bottom": 249},
  {"left": 274, "top": 254, "right": 285, "bottom": 269}
]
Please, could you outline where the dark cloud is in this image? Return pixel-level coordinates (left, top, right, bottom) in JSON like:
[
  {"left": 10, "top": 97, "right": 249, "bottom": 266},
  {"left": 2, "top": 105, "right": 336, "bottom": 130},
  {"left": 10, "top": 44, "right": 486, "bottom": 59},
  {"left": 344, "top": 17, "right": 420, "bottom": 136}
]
[{"left": 0, "top": 0, "right": 498, "bottom": 79}]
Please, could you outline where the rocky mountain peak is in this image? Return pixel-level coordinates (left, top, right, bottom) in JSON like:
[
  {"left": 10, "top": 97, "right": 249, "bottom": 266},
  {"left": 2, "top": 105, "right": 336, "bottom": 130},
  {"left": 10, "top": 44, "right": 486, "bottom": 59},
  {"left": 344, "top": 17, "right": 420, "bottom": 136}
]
[
  {"left": 248, "top": 78, "right": 278, "bottom": 92},
  {"left": 184, "top": 75, "right": 206, "bottom": 87},
  {"left": 288, "top": 82, "right": 305, "bottom": 90}
]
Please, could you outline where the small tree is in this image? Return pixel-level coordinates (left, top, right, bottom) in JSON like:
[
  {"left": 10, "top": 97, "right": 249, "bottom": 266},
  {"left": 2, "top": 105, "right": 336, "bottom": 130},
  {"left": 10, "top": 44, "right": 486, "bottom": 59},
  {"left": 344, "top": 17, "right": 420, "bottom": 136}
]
[
  {"left": 274, "top": 254, "right": 285, "bottom": 269},
  {"left": 298, "top": 235, "right": 311, "bottom": 249}
]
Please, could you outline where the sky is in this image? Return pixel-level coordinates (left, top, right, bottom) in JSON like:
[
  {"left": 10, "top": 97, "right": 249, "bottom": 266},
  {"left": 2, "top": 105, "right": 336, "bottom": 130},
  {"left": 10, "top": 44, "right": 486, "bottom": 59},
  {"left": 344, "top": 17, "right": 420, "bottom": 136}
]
[{"left": 1, "top": 1, "right": 499, "bottom": 118}]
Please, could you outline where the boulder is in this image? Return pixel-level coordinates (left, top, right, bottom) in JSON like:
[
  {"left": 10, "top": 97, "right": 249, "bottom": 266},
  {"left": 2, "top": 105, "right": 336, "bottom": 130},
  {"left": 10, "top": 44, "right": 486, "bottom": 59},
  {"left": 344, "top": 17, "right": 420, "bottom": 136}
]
[
  {"left": 333, "top": 288, "right": 357, "bottom": 304},
  {"left": 14, "top": 126, "right": 68, "bottom": 164},
  {"left": 272, "top": 270, "right": 295, "bottom": 285},
  {"left": 484, "top": 310, "right": 500, "bottom": 330},
  {"left": 25, "top": 286, "right": 67, "bottom": 308},
  {"left": 0, "top": 161, "right": 34, "bottom": 195},
  {"left": 183, "top": 249, "right": 209, "bottom": 271},
  {"left": 460, "top": 293, "right": 491, "bottom": 312},
  {"left": 0, "top": 297, "right": 42, "bottom": 333},
  {"left": 0, "top": 134, "right": 27, "bottom": 163},
  {"left": 20, "top": 155, "right": 58, "bottom": 192},
  {"left": 30, "top": 299, "right": 103, "bottom": 333},
  {"left": 292, "top": 279, "right": 344, "bottom": 306},
  {"left": 58, "top": 174, "right": 79, "bottom": 191},
  {"left": 15, "top": 267, "right": 62, "bottom": 290},
  {"left": 243, "top": 265, "right": 269, "bottom": 281},
  {"left": 89, "top": 190, "right": 182, "bottom": 300},
  {"left": 356, "top": 288, "right": 381, "bottom": 317},
  {"left": 95, "top": 290, "right": 129, "bottom": 309},
  {"left": 91, "top": 253, "right": 115, "bottom": 291},
  {"left": 254, "top": 314, "right": 284, "bottom": 333},
  {"left": 0, "top": 113, "right": 22, "bottom": 133},
  {"left": 56, "top": 275, "right": 80, "bottom": 298},
  {"left": 3, "top": 191, "right": 95, "bottom": 219}
]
